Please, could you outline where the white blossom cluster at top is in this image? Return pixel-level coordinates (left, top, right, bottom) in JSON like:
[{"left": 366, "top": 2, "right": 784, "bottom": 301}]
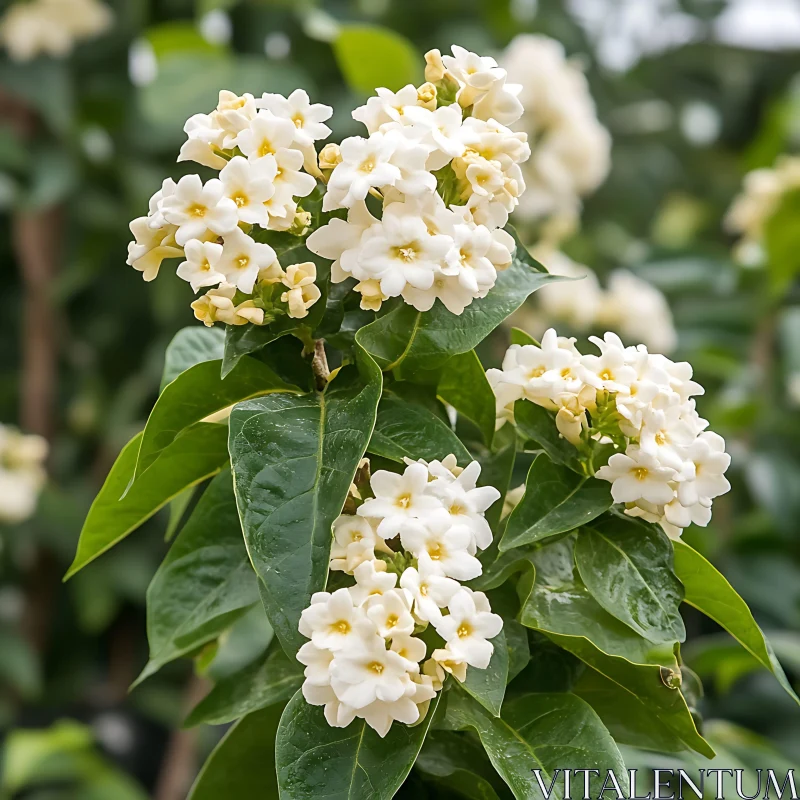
[
  {"left": 488, "top": 330, "right": 730, "bottom": 538},
  {"left": 725, "top": 154, "right": 800, "bottom": 266},
  {"left": 126, "top": 88, "right": 331, "bottom": 327},
  {"left": 0, "top": 0, "right": 111, "bottom": 62},
  {"left": 125, "top": 45, "right": 534, "bottom": 323},
  {"left": 306, "top": 46, "right": 529, "bottom": 315},
  {"left": 0, "top": 424, "right": 47, "bottom": 525},
  {"left": 297, "top": 456, "right": 503, "bottom": 737}
]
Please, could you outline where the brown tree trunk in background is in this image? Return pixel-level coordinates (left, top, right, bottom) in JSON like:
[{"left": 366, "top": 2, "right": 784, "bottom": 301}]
[
  {"left": 153, "top": 675, "right": 210, "bottom": 800},
  {"left": 14, "top": 207, "right": 62, "bottom": 440}
]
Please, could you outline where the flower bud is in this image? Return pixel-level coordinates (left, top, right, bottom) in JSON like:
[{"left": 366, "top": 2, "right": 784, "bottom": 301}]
[
  {"left": 289, "top": 209, "right": 312, "bottom": 235},
  {"left": 355, "top": 279, "right": 387, "bottom": 312},
  {"left": 424, "top": 49, "right": 446, "bottom": 83},
  {"left": 318, "top": 142, "right": 342, "bottom": 171},
  {"left": 416, "top": 82, "right": 437, "bottom": 110}
]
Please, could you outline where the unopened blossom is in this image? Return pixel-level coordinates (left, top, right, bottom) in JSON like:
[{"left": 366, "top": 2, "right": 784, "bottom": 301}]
[
  {"left": 126, "top": 217, "right": 182, "bottom": 282},
  {"left": 281, "top": 262, "right": 321, "bottom": 319},
  {"left": 190, "top": 284, "right": 264, "bottom": 327}
]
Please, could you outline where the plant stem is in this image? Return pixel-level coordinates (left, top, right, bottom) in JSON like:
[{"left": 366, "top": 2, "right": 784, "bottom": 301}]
[{"left": 311, "top": 338, "right": 330, "bottom": 390}]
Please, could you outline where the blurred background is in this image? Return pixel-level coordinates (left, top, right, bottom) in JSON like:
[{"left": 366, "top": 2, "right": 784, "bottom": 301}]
[{"left": 2, "top": 0, "right": 800, "bottom": 796}]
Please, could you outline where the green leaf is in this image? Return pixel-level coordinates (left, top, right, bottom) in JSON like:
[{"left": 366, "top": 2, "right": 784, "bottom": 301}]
[
  {"left": 575, "top": 516, "right": 686, "bottom": 645},
  {"left": 66, "top": 425, "right": 229, "bottom": 579},
  {"left": 764, "top": 187, "right": 800, "bottom": 294},
  {"left": 161, "top": 326, "right": 225, "bottom": 392},
  {"left": 0, "top": 627, "right": 41, "bottom": 698},
  {"left": 518, "top": 536, "right": 713, "bottom": 758},
  {"left": 276, "top": 689, "right": 440, "bottom": 800},
  {"left": 164, "top": 485, "right": 196, "bottom": 542},
  {"left": 356, "top": 229, "right": 558, "bottom": 376},
  {"left": 368, "top": 391, "right": 471, "bottom": 466},
  {"left": 673, "top": 539, "right": 800, "bottom": 704},
  {"left": 456, "top": 630, "right": 508, "bottom": 717},
  {"left": 478, "top": 425, "right": 517, "bottom": 535},
  {"left": 137, "top": 357, "right": 296, "bottom": 478},
  {"left": 415, "top": 731, "right": 505, "bottom": 800},
  {"left": 500, "top": 455, "right": 612, "bottom": 551},
  {"left": 514, "top": 401, "right": 583, "bottom": 474},
  {"left": 186, "top": 647, "right": 302, "bottom": 727},
  {"left": 188, "top": 703, "right": 284, "bottom": 799},
  {"left": 573, "top": 668, "right": 696, "bottom": 754},
  {"left": 510, "top": 328, "right": 539, "bottom": 347},
  {"left": 445, "top": 690, "right": 627, "bottom": 800},
  {"left": 334, "top": 25, "right": 422, "bottom": 95},
  {"left": 437, "top": 350, "right": 497, "bottom": 447},
  {"left": 505, "top": 620, "right": 531, "bottom": 682},
  {"left": 229, "top": 355, "right": 382, "bottom": 656},
  {"left": 135, "top": 469, "right": 259, "bottom": 684}
]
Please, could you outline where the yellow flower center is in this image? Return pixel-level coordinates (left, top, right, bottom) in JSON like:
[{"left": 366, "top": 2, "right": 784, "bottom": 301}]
[
  {"left": 528, "top": 366, "right": 545, "bottom": 379},
  {"left": 457, "top": 623, "right": 472, "bottom": 638},
  {"left": 360, "top": 158, "right": 376, "bottom": 173},
  {"left": 655, "top": 432, "right": 667, "bottom": 446},
  {"left": 292, "top": 114, "right": 304, "bottom": 128},
  {"left": 427, "top": 543, "right": 443, "bottom": 561},
  {"left": 189, "top": 203, "right": 207, "bottom": 218},
  {"left": 236, "top": 255, "right": 250, "bottom": 270},
  {"left": 258, "top": 140, "right": 274, "bottom": 158},
  {"left": 368, "top": 661, "right": 384, "bottom": 675},
  {"left": 232, "top": 192, "right": 248, "bottom": 208},
  {"left": 332, "top": 620, "right": 350, "bottom": 635},
  {"left": 419, "top": 583, "right": 428, "bottom": 597},
  {"left": 633, "top": 467, "right": 649, "bottom": 481},
  {"left": 599, "top": 369, "right": 614, "bottom": 381},
  {"left": 395, "top": 493, "right": 412, "bottom": 509},
  {"left": 385, "top": 614, "right": 399, "bottom": 629}
]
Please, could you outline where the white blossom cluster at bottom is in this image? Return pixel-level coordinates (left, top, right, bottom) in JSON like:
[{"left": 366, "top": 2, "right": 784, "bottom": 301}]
[{"left": 296, "top": 456, "right": 503, "bottom": 737}]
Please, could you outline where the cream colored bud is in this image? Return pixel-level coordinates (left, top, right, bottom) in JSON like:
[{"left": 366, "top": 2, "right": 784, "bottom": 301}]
[
  {"left": 416, "top": 82, "right": 437, "bottom": 110},
  {"left": 318, "top": 142, "right": 342, "bottom": 171},
  {"left": 258, "top": 260, "right": 285, "bottom": 286},
  {"left": 233, "top": 301, "right": 265, "bottom": 325},
  {"left": 424, "top": 49, "right": 446, "bottom": 83},
  {"left": 282, "top": 261, "right": 317, "bottom": 289},
  {"left": 354, "top": 279, "right": 387, "bottom": 312},
  {"left": 555, "top": 407, "right": 583, "bottom": 447},
  {"left": 289, "top": 209, "right": 312, "bottom": 236}
]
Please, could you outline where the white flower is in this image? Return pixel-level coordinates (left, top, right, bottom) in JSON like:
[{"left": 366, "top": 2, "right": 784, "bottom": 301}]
[
  {"left": 306, "top": 201, "right": 378, "bottom": 283},
  {"left": 357, "top": 462, "right": 442, "bottom": 538},
  {"left": 258, "top": 89, "right": 333, "bottom": 148},
  {"left": 161, "top": 175, "right": 239, "bottom": 246},
  {"left": 401, "top": 104, "right": 466, "bottom": 170},
  {"left": 431, "top": 647, "right": 468, "bottom": 682},
  {"left": 330, "top": 636, "right": 414, "bottom": 709},
  {"left": 329, "top": 515, "right": 388, "bottom": 574},
  {"left": 400, "top": 516, "right": 483, "bottom": 581},
  {"left": 676, "top": 432, "right": 731, "bottom": 507},
  {"left": 581, "top": 333, "right": 639, "bottom": 394},
  {"left": 218, "top": 228, "right": 278, "bottom": 294},
  {"left": 352, "top": 85, "right": 421, "bottom": 134},
  {"left": 0, "top": 425, "right": 48, "bottom": 524},
  {"left": 296, "top": 641, "right": 333, "bottom": 686},
  {"left": 358, "top": 202, "right": 452, "bottom": 297},
  {"left": 638, "top": 406, "right": 698, "bottom": 473},
  {"left": 390, "top": 634, "right": 427, "bottom": 667},
  {"left": 219, "top": 156, "right": 277, "bottom": 227},
  {"left": 179, "top": 113, "right": 227, "bottom": 169},
  {"left": 263, "top": 147, "right": 317, "bottom": 228},
  {"left": 298, "top": 588, "right": 378, "bottom": 652},
  {"left": 235, "top": 110, "right": 296, "bottom": 162},
  {"left": 323, "top": 133, "right": 402, "bottom": 211},
  {"left": 126, "top": 216, "right": 182, "bottom": 282},
  {"left": 428, "top": 461, "right": 499, "bottom": 551},
  {"left": 348, "top": 560, "right": 396, "bottom": 606},
  {"left": 399, "top": 557, "right": 460, "bottom": 623},
  {"left": 595, "top": 448, "right": 677, "bottom": 506},
  {"left": 302, "top": 682, "right": 357, "bottom": 729},
  {"left": 355, "top": 678, "right": 434, "bottom": 738},
  {"left": 434, "top": 588, "right": 503, "bottom": 669},
  {"left": 444, "top": 222, "right": 497, "bottom": 295},
  {"left": 365, "top": 589, "right": 415, "bottom": 639},
  {"left": 176, "top": 240, "right": 225, "bottom": 292}
]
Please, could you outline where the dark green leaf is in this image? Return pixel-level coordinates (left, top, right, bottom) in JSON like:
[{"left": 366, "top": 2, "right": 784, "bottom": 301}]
[
  {"left": 185, "top": 647, "right": 302, "bottom": 727},
  {"left": 514, "top": 401, "right": 583, "bottom": 474},
  {"left": 135, "top": 469, "right": 258, "bottom": 684},
  {"left": 500, "top": 455, "right": 612, "bottom": 551},
  {"left": 356, "top": 230, "right": 558, "bottom": 376},
  {"left": 437, "top": 350, "right": 496, "bottom": 447},
  {"left": 505, "top": 620, "right": 531, "bottom": 682},
  {"left": 510, "top": 328, "right": 538, "bottom": 347},
  {"left": 161, "top": 326, "right": 225, "bottom": 392},
  {"left": 673, "top": 540, "right": 800, "bottom": 704},
  {"left": 478, "top": 425, "right": 517, "bottom": 535},
  {"left": 276, "top": 689, "right": 439, "bottom": 800},
  {"left": 416, "top": 731, "right": 505, "bottom": 800},
  {"left": 66, "top": 425, "right": 229, "bottom": 578},
  {"left": 188, "top": 704, "right": 284, "bottom": 799},
  {"left": 368, "top": 391, "right": 470, "bottom": 466},
  {"left": 137, "top": 357, "right": 296, "bottom": 477},
  {"left": 518, "top": 536, "right": 713, "bottom": 758},
  {"left": 456, "top": 630, "right": 508, "bottom": 717},
  {"left": 575, "top": 516, "right": 685, "bottom": 645},
  {"left": 229, "top": 354, "right": 382, "bottom": 655},
  {"left": 334, "top": 25, "right": 422, "bottom": 95},
  {"left": 445, "top": 690, "right": 627, "bottom": 800}
]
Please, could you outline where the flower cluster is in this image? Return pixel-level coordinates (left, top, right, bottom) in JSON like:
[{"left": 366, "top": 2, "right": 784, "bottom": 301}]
[
  {"left": 0, "top": 425, "right": 48, "bottom": 525},
  {"left": 307, "top": 45, "right": 528, "bottom": 315},
  {"left": 297, "top": 456, "right": 503, "bottom": 737},
  {"left": 725, "top": 155, "right": 800, "bottom": 266},
  {"left": 501, "top": 35, "right": 611, "bottom": 237},
  {"left": 0, "top": 0, "right": 111, "bottom": 62},
  {"left": 126, "top": 88, "right": 333, "bottom": 327},
  {"left": 488, "top": 329, "right": 730, "bottom": 538},
  {"left": 517, "top": 248, "right": 676, "bottom": 353}
]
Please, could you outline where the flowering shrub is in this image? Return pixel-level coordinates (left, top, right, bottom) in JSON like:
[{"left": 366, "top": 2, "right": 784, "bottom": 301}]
[{"left": 66, "top": 45, "right": 798, "bottom": 799}]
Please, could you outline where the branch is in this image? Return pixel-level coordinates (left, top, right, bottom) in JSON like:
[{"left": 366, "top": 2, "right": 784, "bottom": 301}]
[{"left": 311, "top": 339, "right": 330, "bottom": 391}]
